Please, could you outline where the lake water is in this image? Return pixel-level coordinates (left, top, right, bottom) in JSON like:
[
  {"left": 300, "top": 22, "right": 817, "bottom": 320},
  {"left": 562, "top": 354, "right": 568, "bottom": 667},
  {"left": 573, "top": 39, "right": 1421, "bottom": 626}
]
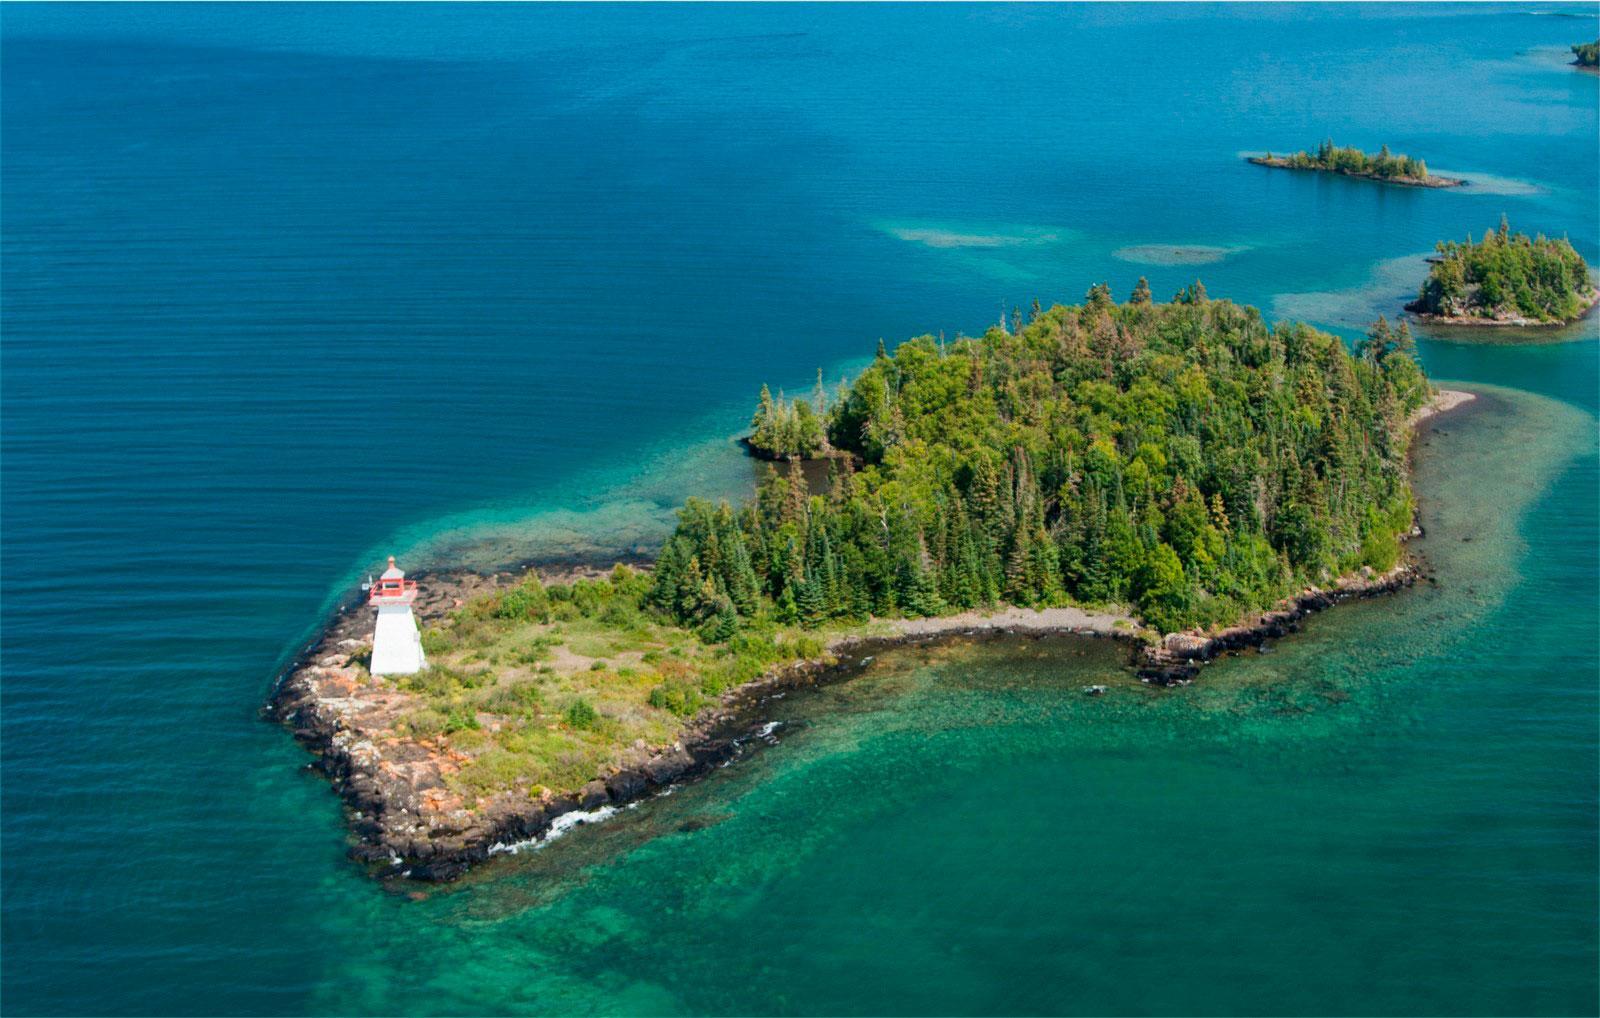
[{"left": 2, "top": 5, "right": 1596, "bottom": 1014}]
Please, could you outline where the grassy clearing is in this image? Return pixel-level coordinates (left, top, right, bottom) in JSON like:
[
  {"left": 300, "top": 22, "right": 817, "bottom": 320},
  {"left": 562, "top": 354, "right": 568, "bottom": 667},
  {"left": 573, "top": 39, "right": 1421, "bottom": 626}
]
[{"left": 362, "top": 566, "right": 848, "bottom": 803}]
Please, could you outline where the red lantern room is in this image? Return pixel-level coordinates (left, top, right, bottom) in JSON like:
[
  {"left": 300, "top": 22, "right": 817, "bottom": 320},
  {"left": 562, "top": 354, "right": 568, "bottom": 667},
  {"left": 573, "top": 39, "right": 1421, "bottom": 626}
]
[{"left": 368, "top": 555, "right": 418, "bottom": 606}]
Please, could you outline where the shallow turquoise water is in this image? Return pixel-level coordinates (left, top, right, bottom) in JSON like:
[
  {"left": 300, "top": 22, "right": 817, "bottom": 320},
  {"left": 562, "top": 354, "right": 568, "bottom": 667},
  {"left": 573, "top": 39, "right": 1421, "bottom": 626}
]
[{"left": 2, "top": 5, "right": 1596, "bottom": 1014}]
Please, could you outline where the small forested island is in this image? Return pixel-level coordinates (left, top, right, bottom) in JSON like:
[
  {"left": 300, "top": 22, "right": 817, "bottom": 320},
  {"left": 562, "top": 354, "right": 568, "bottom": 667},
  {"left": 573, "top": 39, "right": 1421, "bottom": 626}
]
[
  {"left": 1249, "top": 140, "right": 1464, "bottom": 188},
  {"left": 1573, "top": 40, "right": 1599, "bottom": 68},
  {"left": 1406, "top": 217, "right": 1598, "bottom": 325},
  {"left": 744, "top": 373, "right": 833, "bottom": 460},
  {"left": 274, "top": 287, "right": 1467, "bottom": 881}
]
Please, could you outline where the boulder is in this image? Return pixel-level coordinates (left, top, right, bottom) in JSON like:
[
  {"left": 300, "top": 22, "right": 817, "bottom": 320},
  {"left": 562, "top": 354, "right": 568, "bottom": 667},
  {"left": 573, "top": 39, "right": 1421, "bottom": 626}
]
[
  {"left": 606, "top": 770, "right": 648, "bottom": 800},
  {"left": 579, "top": 780, "right": 611, "bottom": 810}
]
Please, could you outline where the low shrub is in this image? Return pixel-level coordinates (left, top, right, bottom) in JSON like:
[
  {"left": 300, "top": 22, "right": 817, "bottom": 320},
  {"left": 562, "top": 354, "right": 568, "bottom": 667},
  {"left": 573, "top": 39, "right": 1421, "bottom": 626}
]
[
  {"left": 480, "top": 680, "right": 544, "bottom": 717},
  {"left": 443, "top": 706, "right": 480, "bottom": 733},
  {"left": 564, "top": 698, "right": 599, "bottom": 730},
  {"left": 513, "top": 636, "right": 557, "bottom": 667},
  {"left": 648, "top": 677, "right": 706, "bottom": 717},
  {"left": 402, "top": 708, "right": 448, "bottom": 738},
  {"left": 419, "top": 628, "right": 454, "bottom": 655}
]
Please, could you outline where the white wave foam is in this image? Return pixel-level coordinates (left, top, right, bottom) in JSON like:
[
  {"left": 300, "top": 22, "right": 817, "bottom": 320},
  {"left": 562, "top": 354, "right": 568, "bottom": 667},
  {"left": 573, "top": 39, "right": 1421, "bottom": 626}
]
[{"left": 487, "top": 803, "right": 620, "bottom": 856}]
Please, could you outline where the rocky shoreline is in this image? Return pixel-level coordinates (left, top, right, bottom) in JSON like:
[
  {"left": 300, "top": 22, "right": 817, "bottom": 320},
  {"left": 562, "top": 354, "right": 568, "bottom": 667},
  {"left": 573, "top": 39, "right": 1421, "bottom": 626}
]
[
  {"left": 736, "top": 435, "right": 855, "bottom": 465},
  {"left": 265, "top": 566, "right": 1408, "bottom": 882},
  {"left": 269, "top": 390, "right": 1475, "bottom": 884},
  {"left": 267, "top": 583, "right": 999, "bottom": 884},
  {"left": 1135, "top": 563, "right": 1418, "bottom": 685},
  {"left": 1405, "top": 286, "right": 1600, "bottom": 328}
]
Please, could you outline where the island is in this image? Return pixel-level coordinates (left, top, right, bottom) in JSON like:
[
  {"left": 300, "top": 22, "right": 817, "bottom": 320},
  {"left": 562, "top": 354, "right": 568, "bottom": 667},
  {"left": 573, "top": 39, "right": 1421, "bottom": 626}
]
[
  {"left": 271, "top": 287, "right": 1472, "bottom": 882},
  {"left": 1249, "top": 141, "right": 1464, "bottom": 188},
  {"left": 1406, "top": 217, "right": 1598, "bottom": 326},
  {"left": 1573, "top": 40, "right": 1599, "bottom": 69},
  {"left": 744, "top": 372, "right": 834, "bottom": 460}
]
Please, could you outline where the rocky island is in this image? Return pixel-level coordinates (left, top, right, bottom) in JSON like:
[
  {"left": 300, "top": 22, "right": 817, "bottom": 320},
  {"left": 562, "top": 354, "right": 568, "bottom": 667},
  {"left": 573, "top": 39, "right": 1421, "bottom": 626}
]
[
  {"left": 1407, "top": 217, "right": 1598, "bottom": 326},
  {"left": 1573, "top": 40, "right": 1599, "bottom": 70},
  {"left": 272, "top": 289, "right": 1471, "bottom": 882},
  {"left": 1249, "top": 141, "right": 1464, "bottom": 188}
]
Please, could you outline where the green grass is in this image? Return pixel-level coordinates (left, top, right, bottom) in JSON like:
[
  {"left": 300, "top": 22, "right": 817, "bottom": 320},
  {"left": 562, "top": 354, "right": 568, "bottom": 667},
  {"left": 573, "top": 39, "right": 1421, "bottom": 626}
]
[{"left": 367, "top": 566, "right": 846, "bottom": 805}]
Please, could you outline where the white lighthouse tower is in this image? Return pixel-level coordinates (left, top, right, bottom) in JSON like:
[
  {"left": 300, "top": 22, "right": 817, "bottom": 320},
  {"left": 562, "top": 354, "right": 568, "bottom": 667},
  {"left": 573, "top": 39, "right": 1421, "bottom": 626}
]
[{"left": 368, "top": 555, "right": 426, "bottom": 675}]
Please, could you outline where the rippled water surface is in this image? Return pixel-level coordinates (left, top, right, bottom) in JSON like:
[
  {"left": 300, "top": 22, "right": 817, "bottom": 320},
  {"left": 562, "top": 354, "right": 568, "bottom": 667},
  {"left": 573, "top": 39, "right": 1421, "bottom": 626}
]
[{"left": 3, "top": 5, "right": 1596, "bottom": 1014}]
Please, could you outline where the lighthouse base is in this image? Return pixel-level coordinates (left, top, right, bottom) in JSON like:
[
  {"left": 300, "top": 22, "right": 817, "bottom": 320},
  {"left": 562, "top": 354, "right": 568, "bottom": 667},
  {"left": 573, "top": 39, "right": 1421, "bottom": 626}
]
[{"left": 372, "top": 604, "right": 427, "bottom": 675}]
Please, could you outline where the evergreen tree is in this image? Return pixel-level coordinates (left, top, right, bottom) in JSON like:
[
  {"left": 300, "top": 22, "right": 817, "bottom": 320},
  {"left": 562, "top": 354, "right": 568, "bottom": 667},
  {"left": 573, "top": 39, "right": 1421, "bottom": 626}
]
[{"left": 701, "top": 596, "right": 739, "bottom": 642}]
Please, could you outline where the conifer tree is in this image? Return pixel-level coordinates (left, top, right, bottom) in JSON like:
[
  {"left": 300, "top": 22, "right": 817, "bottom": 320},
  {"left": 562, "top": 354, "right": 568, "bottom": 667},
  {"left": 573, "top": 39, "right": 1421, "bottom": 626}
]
[
  {"left": 794, "top": 573, "right": 826, "bottom": 627},
  {"left": 702, "top": 596, "right": 738, "bottom": 642}
]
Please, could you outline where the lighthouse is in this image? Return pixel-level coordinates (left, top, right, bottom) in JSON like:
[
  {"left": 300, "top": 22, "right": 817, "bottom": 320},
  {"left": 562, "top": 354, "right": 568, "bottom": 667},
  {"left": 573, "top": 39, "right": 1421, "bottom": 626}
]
[{"left": 368, "top": 555, "right": 426, "bottom": 675}]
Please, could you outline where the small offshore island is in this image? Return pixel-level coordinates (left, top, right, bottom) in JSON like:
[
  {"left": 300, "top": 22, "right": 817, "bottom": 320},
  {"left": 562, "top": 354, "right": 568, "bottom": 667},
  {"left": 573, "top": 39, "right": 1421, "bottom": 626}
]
[
  {"left": 273, "top": 287, "right": 1474, "bottom": 882},
  {"left": 1249, "top": 140, "right": 1464, "bottom": 188},
  {"left": 1407, "top": 217, "right": 1598, "bottom": 326},
  {"left": 1573, "top": 40, "right": 1599, "bottom": 70}
]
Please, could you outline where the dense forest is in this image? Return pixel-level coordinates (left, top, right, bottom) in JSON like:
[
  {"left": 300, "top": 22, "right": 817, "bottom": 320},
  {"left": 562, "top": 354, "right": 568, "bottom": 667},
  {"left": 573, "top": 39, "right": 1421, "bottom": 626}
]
[
  {"left": 1573, "top": 40, "right": 1599, "bottom": 67},
  {"left": 649, "top": 287, "right": 1431, "bottom": 636},
  {"left": 1258, "top": 140, "right": 1432, "bottom": 182},
  {"left": 1409, "top": 217, "right": 1596, "bottom": 323}
]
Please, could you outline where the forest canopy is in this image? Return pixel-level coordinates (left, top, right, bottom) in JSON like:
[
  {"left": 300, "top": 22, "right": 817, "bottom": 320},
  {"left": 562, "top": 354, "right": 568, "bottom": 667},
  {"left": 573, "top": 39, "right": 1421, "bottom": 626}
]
[
  {"left": 654, "top": 288, "right": 1431, "bottom": 636},
  {"left": 1409, "top": 217, "right": 1596, "bottom": 324}
]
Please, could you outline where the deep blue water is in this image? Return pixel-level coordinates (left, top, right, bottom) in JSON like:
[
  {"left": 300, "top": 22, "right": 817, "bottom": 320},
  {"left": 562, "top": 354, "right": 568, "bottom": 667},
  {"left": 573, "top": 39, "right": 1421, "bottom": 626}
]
[{"left": 2, "top": 5, "right": 1596, "bottom": 1015}]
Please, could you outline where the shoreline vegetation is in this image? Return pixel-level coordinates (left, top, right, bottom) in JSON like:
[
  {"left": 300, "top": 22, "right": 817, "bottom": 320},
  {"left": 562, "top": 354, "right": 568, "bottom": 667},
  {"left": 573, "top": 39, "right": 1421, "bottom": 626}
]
[
  {"left": 1248, "top": 141, "right": 1464, "bottom": 188},
  {"left": 743, "top": 371, "right": 842, "bottom": 461},
  {"left": 1573, "top": 40, "right": 1599, "bottom": 70},
  {"left": 1406, "top": 217, "right": 1598, "bottom": 326},
  {"left": 272, "top": 289, "right": 1466, "bottom": 882}
]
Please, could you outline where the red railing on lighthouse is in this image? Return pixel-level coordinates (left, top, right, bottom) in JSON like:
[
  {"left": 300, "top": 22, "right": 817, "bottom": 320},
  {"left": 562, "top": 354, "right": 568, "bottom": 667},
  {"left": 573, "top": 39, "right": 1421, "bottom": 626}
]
[
  {"left": 369, "top": 577, "right": 417, "bottom": 604},
  {"left": 369, "top": 577, "right": 418, "bottom": 604},
  {"left": 369, "top": 556, "right": 418, "bottom": 605}
]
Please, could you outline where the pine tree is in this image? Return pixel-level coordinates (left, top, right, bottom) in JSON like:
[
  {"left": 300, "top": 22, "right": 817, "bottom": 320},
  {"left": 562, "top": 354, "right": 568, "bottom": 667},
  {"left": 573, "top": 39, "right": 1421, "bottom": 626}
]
[
  {"left": 898, "top": 560, "right": 942, "bottom": 617},
  {"left": 1393, "top": 320, "right": 1415, "bottom": 357},
  {"left": 796, "top": 575, "right": 827, "bottom": 628},
  {"left": 702, "top": 596, "right": 738, "bottom": 642},
  {"left": 723, "top": 526, "right": 760, "bottom": 614},
  {"left": 783, "top": 460, "right": 809, "bottom": 527},
  {"left": 1003, "top": 525, "right": 1033, "bottom": 602},
  {"left": 751, "top": 384, "right": 777, "bottom": 450},
  {"left": 775, "top": 581, "right": 799, "bottom": 624}
]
